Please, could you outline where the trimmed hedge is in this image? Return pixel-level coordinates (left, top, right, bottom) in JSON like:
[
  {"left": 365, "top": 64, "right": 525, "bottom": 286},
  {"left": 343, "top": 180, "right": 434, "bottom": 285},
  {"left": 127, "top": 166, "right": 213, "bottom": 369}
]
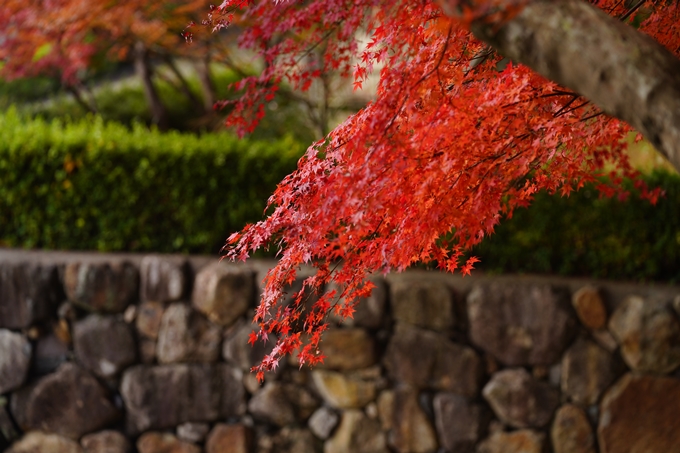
[
  {"left": 0, "top": 108, "right": 302, "bottom": 253},
  {"left": 473, "top": 171, "right": 680, "bottom": 282}
]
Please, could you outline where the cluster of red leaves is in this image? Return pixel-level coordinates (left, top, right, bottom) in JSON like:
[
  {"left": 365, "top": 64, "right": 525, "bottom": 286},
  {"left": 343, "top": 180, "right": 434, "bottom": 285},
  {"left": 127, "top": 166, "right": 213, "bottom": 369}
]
[{"left": 213, "top": 0, "right": 678, "bottom": 381}]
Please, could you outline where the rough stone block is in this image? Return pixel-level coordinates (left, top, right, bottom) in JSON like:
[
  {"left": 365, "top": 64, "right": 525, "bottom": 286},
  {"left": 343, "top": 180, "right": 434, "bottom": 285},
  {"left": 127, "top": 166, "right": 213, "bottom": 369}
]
[
  {"left": 0, "top": 330, "right": 31, "bottom": 394},
  {"left": 63, "top": 261, "right": 138, "bottom": 313},
  {"left": 157, "top": 303, "right": 222, "bottom": 363},
  {"left": 390, "top": 278, "right": 455, "bottom": 331},
  {"left": 0, "top": 262, "right": 59, "bottom": 329},
  {"left": 73, "top": 315, "right": 137, "bottom": 378},
  {"left": 191, "top": 263, "right": 253, "bottom": 327},
  {"left": 140, "top": 255, "right": 189, "bottom": 303}
]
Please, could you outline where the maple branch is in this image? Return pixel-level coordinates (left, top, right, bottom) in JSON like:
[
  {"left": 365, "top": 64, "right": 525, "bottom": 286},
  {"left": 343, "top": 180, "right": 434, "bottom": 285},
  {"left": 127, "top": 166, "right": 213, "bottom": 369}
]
[{"left": 438, "top": 0, "right": 680, "bottom": 171}]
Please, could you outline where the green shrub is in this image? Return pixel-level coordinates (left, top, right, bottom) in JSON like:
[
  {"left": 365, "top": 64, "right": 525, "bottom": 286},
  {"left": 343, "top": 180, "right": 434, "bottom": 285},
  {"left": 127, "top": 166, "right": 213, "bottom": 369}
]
[
  {"left": 0, "top": 108, "right": 302, "bottom": 254},
  {"left": 473, "top": 171, "right": 680, "bottom": 282}
]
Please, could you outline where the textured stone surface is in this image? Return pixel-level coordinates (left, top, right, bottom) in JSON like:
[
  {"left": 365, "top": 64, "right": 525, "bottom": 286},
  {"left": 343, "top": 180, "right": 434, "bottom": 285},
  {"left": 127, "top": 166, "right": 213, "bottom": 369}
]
[
  {"left": 0, "top": 330, "right": 31, "bottom": 394},
  {"left": 205, "top": 424, "right": 252, "bottom": 453},
  {"left": 384, "top": 323, "right": 482, "bottom": 395},
  {"left": 0, "top": 398, "right": 19, "bottom": 445},
  {"left": 477, "top": 430, "right": 545, "bottom": 453},
  {"left": 222, "top": 320, "right": 276, "bottom": 371},
  {"left": 248, "top": 382, "right": 296, "bottom": 426},
  {"left": 263, "top": 428, "right": 316, "bottom": 453},
  {"left": 467, "top": 283, "right": 575, "bottom": 365},
  {"left": 318, "top": 328, "right": 377, "bottom": 371},
  {"left": 482, "top": 368, "right": 560, "bottom": 429},
  {"left": 551, "top": 404, "right": 596, "bottom": 453},
  {"left": 135, "top": 302, "right": 165, "bottom": 339},
  {"left": 433, "top": 393, "right": 488, "bottom": 453},
  {"left": 598, "top": 373, "right": 680, "bottom": 453},
  {"left": 191, "top": 263, "right": 253, "bottom": 327},
  {"left": 308, "top": 407, "right": 340, "bottom": 439},
  {"left": 80, "top": 430, "right": 132, "bottom": 453},
  {"left": 572, "top": 286, "right": 608, "bottom": 330},
  {"left": 312, "top": 370, "right": 376, "bottom": 409},
  {"left": 73, "top": 315, "right": 137, "bottom": 378},
  {"left": 390, "top": 279, "right": 454, "bottom": 331},
  {"left": 561, "top": 337, "right": 622, "bottom": 406},
  {"left": 0, "top": 262, "right": 59, "bottom": 329},
  {"left": 10, "top": 363, "right": 120, "bottom": 439},
  {"left": 389, "top": 388, "right": 438, "bottom": 453},
  {"left": 140, "top": 255, "right": 188, "bottom": 303},
  {"left": 608, "top": 296, "right": 680, "bottom": 373},
  {"left": 7, "top": 432, "right": 83, "bottom": 453},
  {"left": 64, "top": 261, "right": 138, "bottom": 313},
  {"left": 176, "top": 422, "right": 210, "bottom": 444},
  {"left": 325, "top": 409, "right": 388, "bottom": 453},
  {"left": 31, "top": 329, "right": 70, "bottom": 375},
  {"left": 120, "top": 364, "right": 244, "bottom": 434},
  {"left": 137, "top": 432, "right": 200, "bottom": 453},
  {"left": 157, "top": 303, "right": 222, "bottom": 363}
]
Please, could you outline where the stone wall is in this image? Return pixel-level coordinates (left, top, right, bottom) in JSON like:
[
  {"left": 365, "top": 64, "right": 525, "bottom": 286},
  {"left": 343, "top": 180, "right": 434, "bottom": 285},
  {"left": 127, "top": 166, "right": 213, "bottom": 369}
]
[{"left": 1, "top": 249, "right": 679, "bottom": 453}]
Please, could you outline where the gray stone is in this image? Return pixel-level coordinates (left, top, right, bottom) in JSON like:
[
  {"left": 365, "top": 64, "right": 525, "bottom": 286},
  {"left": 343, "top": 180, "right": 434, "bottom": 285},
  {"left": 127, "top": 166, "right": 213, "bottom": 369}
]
[
  {"left": 318, "top": 328, "right": 377, "bottom": 371},
  {"left": 157, "top": 303, "right": 222, "bottom": 363},
  {"left": 608, "top": 296, "right": 680, "bottom": 373},
  {"left": 206, "top": 424, "right": 252, "bottom": 453},
  {"left": 191, "top": 263, "right": 254, "bottom": 327},
  {"left": 222, "top": 320, "right": 276, "bottom": 371},
  {"left": 551, "top": 404, "right": 596, "bottom": 453},
  {"left": 73, "top": 315, "right": 137, "bottom": 378},
  {"left": 389, "top": 387, "right": 438, "bottom": 453},
  {"left": 31, "top": 329, "right": 70, "bottom": 375},
  {"left": 598, "top": 373, "right": 680, "bottom": 453},
  {"left": 572, "top": 286, "right": 608, "bottom": 330},
  {"left": 561, "top": 337, "right": 623, "bottom": 406},
  {"left": 324, "top": 409, "right": 387, "bottom": 453},
  {"left": 247, "top": 382, "right": 296, "bottom": 426},
  {"left": 136, "top": 432, "right": 200, "bottom": 453},
  {"left": 384, "top": 323, "right": 482, "bottom": 395},
  {"left": 477, "top": 430, "right": 545, "bottom": 453},
  {"left": 80, "top": 430, "right": 131, "bottom": 453},
  {"left": 390, "top": 279, "right": 454, "bottom": 331},
  {"left": 312, "top": 370, "right": 376, "bottom": 409},
  {"left": 308, "top": 407, "right": 340, "bottom": 439},
  {"left": 7, "top": 432, "right": 84, "bottom": 453},
  {"left": 176, "top": 422, "right": 210, "bottom": 444},
  {"left": 468, "top": 283, "right": 576, "bottom": 365},
  {"left": 0, "top": 330, "right": 31, "bottom": 394},
  {"left": 63, "top": 261, "right": 138, "bottom": 313},
  {"left": 0, "top": 262, "right": 59, "bottom": 329},
  {"left": 135, "top": 301, "right": 165, "bottom": 339},
  {"left": 140, "top": 255, "right": 188, "bottom": 303},
  {"left": 433, "top": 393, "right": 488, "bottom": 453},
  {"left": 482, "top": 368, "right": 559, "bottom": 429},
  {"left": 10, "top": 363, "right": 120, "bottom": 439},
  {"left": 120, "top": 364, "right": 245, "bottom": 434}
]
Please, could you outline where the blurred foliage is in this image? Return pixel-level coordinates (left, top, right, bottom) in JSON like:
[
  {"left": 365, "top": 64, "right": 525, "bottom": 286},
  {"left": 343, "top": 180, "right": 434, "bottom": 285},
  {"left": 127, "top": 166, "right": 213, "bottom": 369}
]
[
  {"left": 473, "top": 171, "right": 680, "bottom": 282},
  {"left": 0, "top": 108, "right": 302, "bottom": 254}
]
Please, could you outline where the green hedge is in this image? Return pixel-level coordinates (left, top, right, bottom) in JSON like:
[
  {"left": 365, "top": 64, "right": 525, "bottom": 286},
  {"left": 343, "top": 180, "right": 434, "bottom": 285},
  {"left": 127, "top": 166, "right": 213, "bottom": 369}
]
[
  {"left": 473, "top": 171, "right": 680, "bottom": 282},
  {"left": 0, "top": 108, "right": 302, "bottom": 253}
]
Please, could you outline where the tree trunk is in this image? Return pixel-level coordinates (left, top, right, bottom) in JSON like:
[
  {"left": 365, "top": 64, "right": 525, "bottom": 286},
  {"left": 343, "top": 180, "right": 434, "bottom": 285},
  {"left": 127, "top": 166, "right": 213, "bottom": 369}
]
[
  {"left": 438, "top": 0, "right": 680, "bottom": 172},
  {"left": 133, "top": 41, "right": 169, "bottom": 130}
]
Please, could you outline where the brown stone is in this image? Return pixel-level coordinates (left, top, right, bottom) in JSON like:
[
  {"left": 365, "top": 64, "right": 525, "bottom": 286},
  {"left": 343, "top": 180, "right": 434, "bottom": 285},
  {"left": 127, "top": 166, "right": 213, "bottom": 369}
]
[
  {"left": 81, "top": 430, "right": 132, "bottom": 453},
  {"left": 139, "top": 338, "right": 157, "bottom": 363},
  {"left": 0, "top": 330, "right": 31, "bottom": 394},
  {"left": 0, "top": 262, "right": 59, "bottom": 329},
  {"left": 222, "top": 320, "right": 276, "bottom": 371},
  {"left": 598, "top": 373, "right": 680, "bottom": 453},
  {"left": 390, "top": 278, "right": 454, "bottom": 331},
  {"left": 136, "top": 302, "right": 165, "bottom": 339},
  {"left": 384, "top": 323, "right": 482, "bottom": 395},
  {"left": 608, "top": 296, "right": 680, "bottom": 374},
  {"left": 140, "top": 255, "right": 188, "bottom": 303},
  {"left": 10, "top": 363, "right": 120, "bottom": 439},
  {"left": 318, "top": 328, "right": 377, "bottom": 371},
  {"left": 73, "top": 315, "right": 137, "bottom": 378},
  {"left": 191, "top": 263, "right": 253, "bottom": 327},
  {"left": 32, "top": 329, "right": 70, "bottom": 375},
  {"left": 477, "top": 430, "right": 545, "bottom": 453},
  {"left": 551, "top": 404, "right": 596, "bottom": 453},
  {"left": 266, "top": 428, "right": 316, "bottom": 453},
  {"left": 377, "top": 390, "right": 394, "bottom": 431},
  {"left": 389, "top": 387, "right": 438, "bottom": 453},
  {"left": 7, "top": 431, "right": 83, "bottom": 453},
  {"left": 63, "top": 261, "right": 138, "bottom": 313},
  {"left": 561, "top": 337, "right": 623, "bottom": 406},
  {"left": 467, "top": 283, "right": 576, "bottom": 366},
  {"left": 157, "top": 303, "right": 222, "bottom": 363},
  {"left": 482, "top": 368, "right": 560, "bottom": 429},
  {"left": 324, "top": 409, "right": 388, "bottom": 453},
  {"left": 433, "top": 393, "right": 488, "bottom": 453},
  {"left": 247, "top": 382, "right": 296, "bottom": 426},
  {"left": 312, "top": 370, "right": 376, "bottom": 409},
  {"left": 205, "top": 424, "right": 252, "bottom": 453},
  {"left": 572, "top": 286, "right": 608, "bottom": 330},
  {"left": 308, "top": 407, "right": 340, "bottom": 439},
  {"left": 137, "top": 432, "right": 200, "bottom": 453},
  {"left": 120, "top": 364, "right": 245, "bottom": 434}
]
